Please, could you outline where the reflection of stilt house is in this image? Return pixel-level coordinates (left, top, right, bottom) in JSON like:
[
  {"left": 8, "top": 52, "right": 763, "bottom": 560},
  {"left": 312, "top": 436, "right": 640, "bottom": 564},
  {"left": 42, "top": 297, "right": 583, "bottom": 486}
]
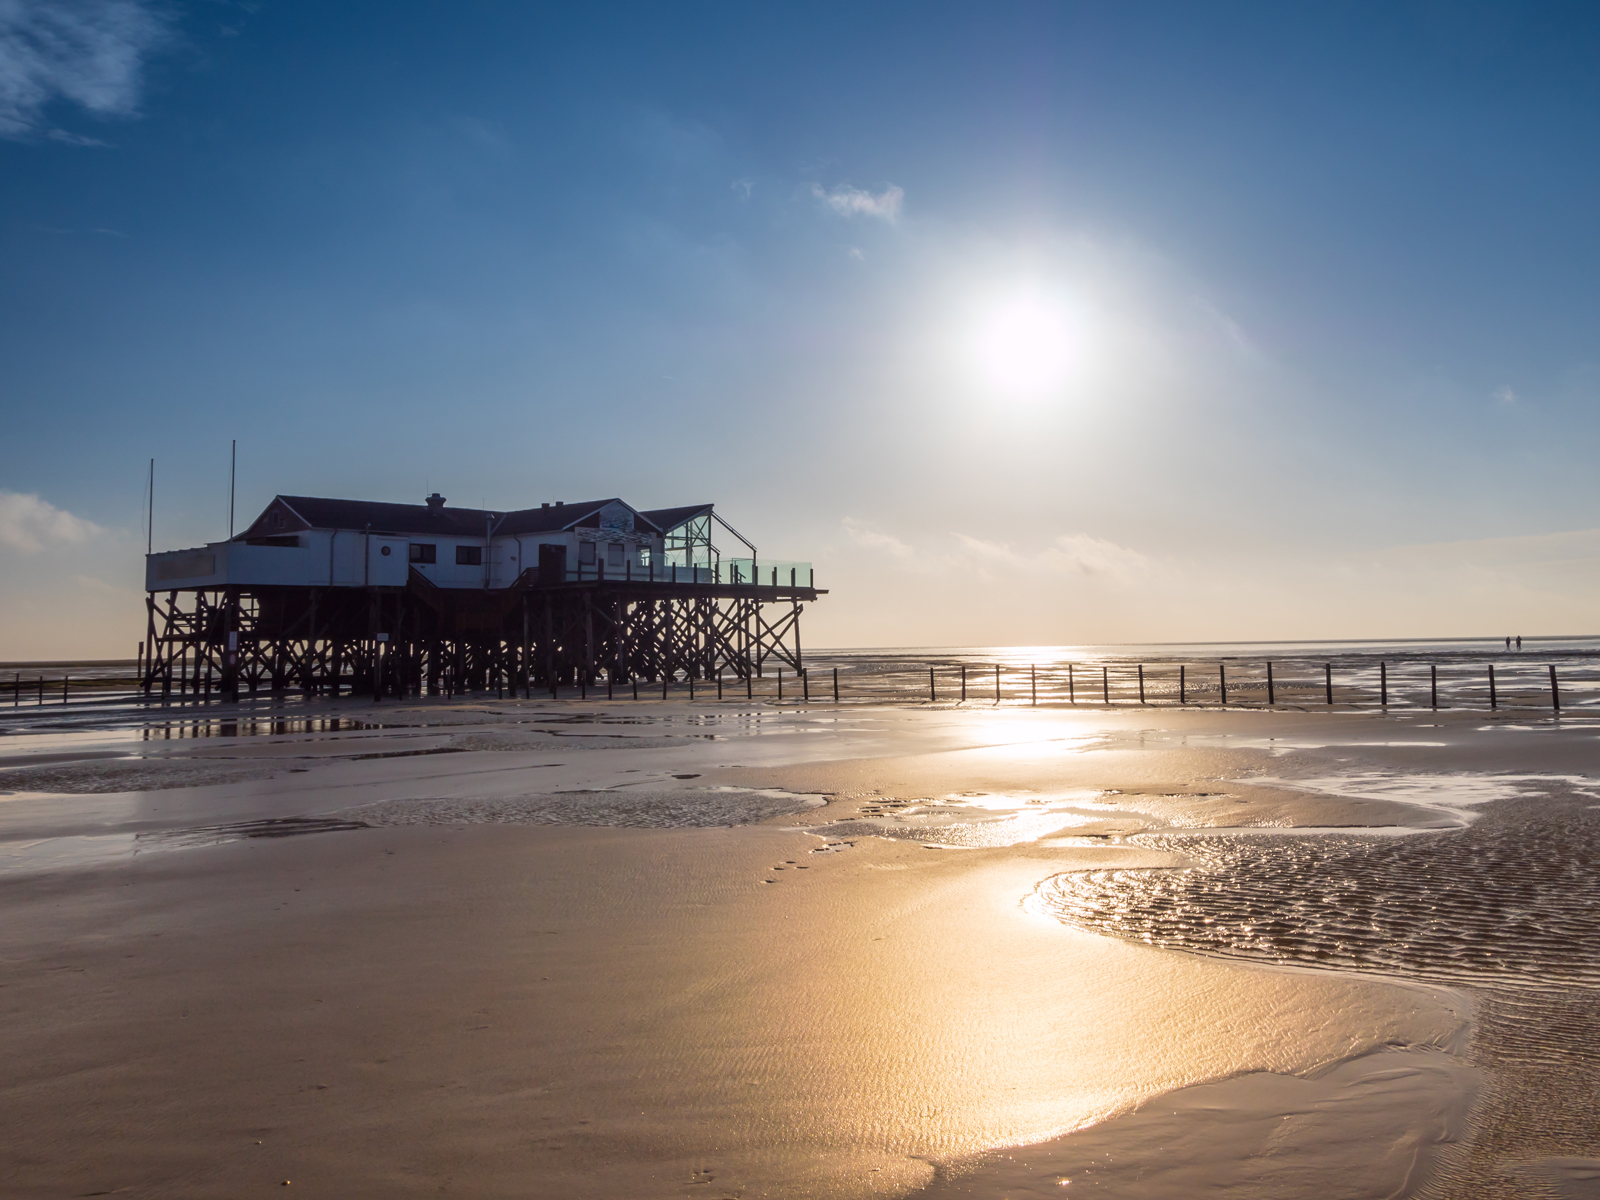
[{"left": 141, "top": 493, "right": 821, "bottom": 699}]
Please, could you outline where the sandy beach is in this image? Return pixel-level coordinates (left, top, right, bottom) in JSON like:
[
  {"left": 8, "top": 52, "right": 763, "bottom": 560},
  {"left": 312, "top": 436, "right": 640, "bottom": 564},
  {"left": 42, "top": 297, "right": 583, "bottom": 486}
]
[{"left": 1, "top": 697, "right": 1594, "bottom": 1198}]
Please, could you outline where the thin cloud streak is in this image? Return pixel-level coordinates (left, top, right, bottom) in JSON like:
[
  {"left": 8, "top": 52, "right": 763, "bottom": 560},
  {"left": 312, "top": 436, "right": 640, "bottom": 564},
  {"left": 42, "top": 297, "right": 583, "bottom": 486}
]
[
  {"left": 0, "top": 0, "right": 168, "bottom": 141},
  {"left": 841, "top": 516, "right": 912, "bottom": 558}
]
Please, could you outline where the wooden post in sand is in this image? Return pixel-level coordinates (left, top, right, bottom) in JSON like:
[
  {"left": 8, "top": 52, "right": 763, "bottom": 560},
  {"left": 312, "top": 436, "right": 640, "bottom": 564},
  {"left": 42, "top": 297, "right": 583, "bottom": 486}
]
[
  {"left": 1032, "top": 664, "right": 1037, "bottom": 706},
  {"left": 1325, "top": 663, "right": 1333, "bottom": 705},
  {"left": 995, "top": 663, "right": 1000, "bottom": 704},
  {"left": 777, "top": 669, "right": 783, "bottom": 701},
  {"left": 1550, "top": 664, "right": 1561, "bottom": 713},
  {"left": 960, "top": 664, "right": 967, "bottom": 702},
  {"left": 1068, "top": 663, "right": 1075, "bottom": 703},
  {"left": 1137, "top": 664, "right": 1145, "bottom": 704},
  {"left": 62, "top": 676, "right": 69, "bottom": 705},
  {"left": 1180, "top": 664, "right": 1186, "bottom": 704},
  {"left": 1101, "top": 666, "right": 1109, "bottom": 705},
  {"left": 1219, "top": 663, "right": 1227, "bottom": 706},
  {"left": 929, "top": 667, "right": 935, "bottom": 703},
  {"left": 717, "top": 673, "right": 723, "bottom": 700},
  {"left": 1430, "top": 664, "right": 1437, "bottom": 710},
  {"left": 1380, "top": 662, "right": 1388, "bottom": 707},
  {"left": 1489, "top": 664, "right": 1498, "bottom": 709},
  {"left": 746, "top": 672, "right": 752, "bottom": 700},
  {"left": 833, "top": 667, "right": 839, "bottom": 703},
  {"left": 803, "top": 670, "right": 809, "bottom": 702},
  {"left": 663, "top": 674, "right": 669, "bottom": 700},
  {"left": 1266, "top": 662, "right": 1275, "bottom": 706}
]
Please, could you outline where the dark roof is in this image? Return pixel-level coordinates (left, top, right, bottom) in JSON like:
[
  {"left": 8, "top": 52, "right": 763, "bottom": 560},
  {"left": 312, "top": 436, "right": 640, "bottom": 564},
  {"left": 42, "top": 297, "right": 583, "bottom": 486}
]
[
  {"left": 497, "top": 500, "right": 628, "bottom": 536},
  {"left": 266, "top": 496, "right": 494, "bottom": 537},
  {"left": 638, "top": 504, "right": 714, "bottom": 533},
  {"left": 246, "top": 495, "right": 664, "bottom": 539}
]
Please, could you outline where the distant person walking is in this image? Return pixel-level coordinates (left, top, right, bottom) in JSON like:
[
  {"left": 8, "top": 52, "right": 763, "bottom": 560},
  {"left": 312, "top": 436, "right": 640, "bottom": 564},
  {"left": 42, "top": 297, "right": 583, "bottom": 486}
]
[
  {"left": 1516, "top": 635, "right": 1522, "bottom": 650},
  {"left": 1505, "top": 636, "right": 1512, "bottom": 650}
]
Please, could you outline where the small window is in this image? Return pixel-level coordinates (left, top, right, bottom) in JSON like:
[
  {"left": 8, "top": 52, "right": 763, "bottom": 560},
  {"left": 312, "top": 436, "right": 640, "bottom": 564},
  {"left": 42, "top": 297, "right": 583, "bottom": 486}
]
[
  {"left": 606, "top": 542, "right": 624, "bottom": 567},
  {"left": 456, "top": 545, "right": 482, "bottom": 566},
  {"left": 578, "top": 541, "right": 596, "bottom": 565},
  {"left": 409, "top": 543, "right": 436, "bottom": 564}
]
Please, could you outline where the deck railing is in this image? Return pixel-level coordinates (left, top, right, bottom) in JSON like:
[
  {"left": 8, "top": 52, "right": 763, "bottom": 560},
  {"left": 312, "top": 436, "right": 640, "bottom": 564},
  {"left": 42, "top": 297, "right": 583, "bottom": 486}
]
[{"left": 562, "top": 559, "right": 814, "bottom": 586}]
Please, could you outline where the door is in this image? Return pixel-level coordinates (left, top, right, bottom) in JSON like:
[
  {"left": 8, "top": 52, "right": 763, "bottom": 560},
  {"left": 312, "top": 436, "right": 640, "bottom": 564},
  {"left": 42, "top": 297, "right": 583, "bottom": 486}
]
[
  {"left": 368, "top": 537, "right": 408, "bottom": 586},
  {"left": 538, "top": 543, "right": 567, "bottom": 585}
]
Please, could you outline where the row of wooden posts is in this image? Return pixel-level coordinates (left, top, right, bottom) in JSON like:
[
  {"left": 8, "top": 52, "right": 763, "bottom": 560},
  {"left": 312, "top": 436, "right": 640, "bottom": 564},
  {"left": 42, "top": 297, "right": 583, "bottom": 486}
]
[
  {"left": 6, "top": 661, "right": 1575, "bottom": 712},
  {"left": 423, "top": 659, "right": 1574, "bottom": 711},
  {"left": 387, "top": 659, "right": 1574, "bottom": 713},
  {"left": 10, "top": 674, "right": 73, "bottom": 706}
]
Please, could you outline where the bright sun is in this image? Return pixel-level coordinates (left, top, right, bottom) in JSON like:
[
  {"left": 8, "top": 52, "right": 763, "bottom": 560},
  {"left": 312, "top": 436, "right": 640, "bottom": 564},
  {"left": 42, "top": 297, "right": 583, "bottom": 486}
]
[{"left": 970, "top": 293, "right": 1075, "bottom": 400}]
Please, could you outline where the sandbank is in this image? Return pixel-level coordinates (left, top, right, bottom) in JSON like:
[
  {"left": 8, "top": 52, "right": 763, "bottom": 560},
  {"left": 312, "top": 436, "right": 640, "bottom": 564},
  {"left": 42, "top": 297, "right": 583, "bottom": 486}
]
[{"left": 1, "top": 699, "right": 1585, "bottom": 1197}]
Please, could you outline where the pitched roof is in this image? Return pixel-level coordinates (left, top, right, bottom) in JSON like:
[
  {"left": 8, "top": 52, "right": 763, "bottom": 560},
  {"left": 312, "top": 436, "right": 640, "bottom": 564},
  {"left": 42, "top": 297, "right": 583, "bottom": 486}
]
[
  {"left": 497, "top": 500, "right": 628, "bottom": 536},
  {"left": 262, "top": 496, "right": 493, "bottom": 537},
  {"left": 638, "top": 504, "right": 714, "bottom": 533},
  {"left": 244, "top": 495, "right": 664, "bottom": 539}
]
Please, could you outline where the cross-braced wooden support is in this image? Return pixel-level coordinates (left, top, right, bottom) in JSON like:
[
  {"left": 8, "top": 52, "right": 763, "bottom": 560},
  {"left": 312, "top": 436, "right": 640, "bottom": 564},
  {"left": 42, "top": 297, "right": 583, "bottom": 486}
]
[{"left": 140, "top": 575, "right": 816, "bottom": 700}]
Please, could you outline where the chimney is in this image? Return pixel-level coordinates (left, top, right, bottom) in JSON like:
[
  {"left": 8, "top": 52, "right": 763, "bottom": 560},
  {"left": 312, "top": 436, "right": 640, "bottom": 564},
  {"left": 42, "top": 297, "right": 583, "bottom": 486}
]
[
  {"left": 555, "top": 500, "right": 564, "bottom": 507},
  {"left": 541, "top": 502, "right": 550, "bottom": 509},
  {"left": 425, "top": 492, "right": 446, "bottom": 510}
]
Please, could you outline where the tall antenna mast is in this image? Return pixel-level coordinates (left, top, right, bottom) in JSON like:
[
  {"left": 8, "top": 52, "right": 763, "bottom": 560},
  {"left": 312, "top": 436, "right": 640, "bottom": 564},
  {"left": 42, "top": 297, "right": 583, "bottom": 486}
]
[
  {"left": 229, "top": 439, "right": 236, "bottom": 538},
  {"left": 146, "top": 458, "right": 154, "bottom": 554}
]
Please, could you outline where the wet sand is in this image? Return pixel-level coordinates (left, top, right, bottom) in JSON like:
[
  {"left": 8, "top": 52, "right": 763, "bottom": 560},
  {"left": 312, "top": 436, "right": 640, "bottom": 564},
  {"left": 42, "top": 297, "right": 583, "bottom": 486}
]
[{"left": 0, "top": 699, "right": 1591, "bottom": 1197}]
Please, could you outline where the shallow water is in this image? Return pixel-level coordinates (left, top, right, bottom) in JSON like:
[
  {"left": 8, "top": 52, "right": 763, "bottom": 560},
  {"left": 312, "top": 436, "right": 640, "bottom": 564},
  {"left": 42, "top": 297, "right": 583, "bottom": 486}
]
[
  {"left": 1030, "top": 778, "right": 1600, "bottom": 991},
  {"left": 1028, "top": 775, "right": 1600, "bottom": 1196}
]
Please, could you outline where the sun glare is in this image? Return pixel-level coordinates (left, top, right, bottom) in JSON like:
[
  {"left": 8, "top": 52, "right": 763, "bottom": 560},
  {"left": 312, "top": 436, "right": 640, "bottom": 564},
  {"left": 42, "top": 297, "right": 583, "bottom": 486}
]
[{"left": 970, "top": 293, "right": 1076, "bottom": 401}]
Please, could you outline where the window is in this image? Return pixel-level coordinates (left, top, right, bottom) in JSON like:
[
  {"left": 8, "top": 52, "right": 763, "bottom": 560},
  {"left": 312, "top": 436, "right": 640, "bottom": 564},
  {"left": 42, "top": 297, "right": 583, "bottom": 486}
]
[
  {"left": 606, "top": 542, "right": 624, "bottom": 568},
  {"left": 456, "top": 545, "right": 483, "bottom": 566},
  {"left": 578, "top": 541, "right": 596, "bottom": 565},
  {"left": 409, "top": 543, "right": 437, "bottom": 564}
]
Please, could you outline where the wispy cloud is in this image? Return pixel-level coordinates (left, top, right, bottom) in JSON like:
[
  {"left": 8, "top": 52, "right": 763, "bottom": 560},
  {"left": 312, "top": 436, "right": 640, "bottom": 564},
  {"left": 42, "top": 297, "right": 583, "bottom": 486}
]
[
  {"left": 0, "top": 491, "right": 103, "bottom": 551},
  {"left": 841, "top": 516, "right": 913, "bottom": 557},
  {"left": 842, "top": 518, "right": 1154, "bottom": 582},
  {"left": 0, "top": 0, "right": 169, "bottom": 142},
  {"left": 952, "top": 532, "right": 1155, "bottom": 583},
  {"left": 1493, "top": 385, "right": 1518, "bottom": 406},
  {"left": 810, "top": 182, "right": 904, "bottom": 222}
]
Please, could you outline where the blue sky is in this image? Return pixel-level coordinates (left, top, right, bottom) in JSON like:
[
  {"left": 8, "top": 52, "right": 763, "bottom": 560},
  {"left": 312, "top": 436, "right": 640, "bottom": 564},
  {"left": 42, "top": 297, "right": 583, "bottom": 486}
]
[{"left": 3, "top": 1, "right": 1599, "bottom": 657}]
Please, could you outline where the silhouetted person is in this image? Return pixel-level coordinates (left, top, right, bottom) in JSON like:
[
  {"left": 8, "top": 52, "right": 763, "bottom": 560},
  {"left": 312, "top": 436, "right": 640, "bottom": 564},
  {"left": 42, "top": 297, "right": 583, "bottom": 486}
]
[
  {"left": 1505, "top": 636, "right": 1511, "bottom": 650},
  {"left": 1516, "top": 635, "right": 1522, "bottom": 650}
]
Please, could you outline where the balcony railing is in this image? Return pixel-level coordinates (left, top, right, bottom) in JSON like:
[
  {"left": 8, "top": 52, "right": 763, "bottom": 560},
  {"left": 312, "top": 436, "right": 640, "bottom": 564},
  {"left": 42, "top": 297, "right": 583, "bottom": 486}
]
[{"left": 561, "top": 559, "right": 814, "bottom": 587}]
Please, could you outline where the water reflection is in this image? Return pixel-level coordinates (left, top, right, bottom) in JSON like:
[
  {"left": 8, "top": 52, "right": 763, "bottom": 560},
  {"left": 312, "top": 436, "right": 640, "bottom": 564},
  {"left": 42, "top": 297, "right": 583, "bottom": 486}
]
[{"left": 141, "top": 716, "right": 374, "bottom": 740}]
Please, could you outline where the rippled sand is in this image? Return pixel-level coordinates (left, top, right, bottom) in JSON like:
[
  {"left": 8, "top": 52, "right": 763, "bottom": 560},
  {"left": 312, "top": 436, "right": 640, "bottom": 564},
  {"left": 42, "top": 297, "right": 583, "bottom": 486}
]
[
  {"left": 0, "top": 698, "right": 1593, "bottom": 1196},
  {"left": 1025, "top": 774, "right": 1600, "bottom": 1198}
]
